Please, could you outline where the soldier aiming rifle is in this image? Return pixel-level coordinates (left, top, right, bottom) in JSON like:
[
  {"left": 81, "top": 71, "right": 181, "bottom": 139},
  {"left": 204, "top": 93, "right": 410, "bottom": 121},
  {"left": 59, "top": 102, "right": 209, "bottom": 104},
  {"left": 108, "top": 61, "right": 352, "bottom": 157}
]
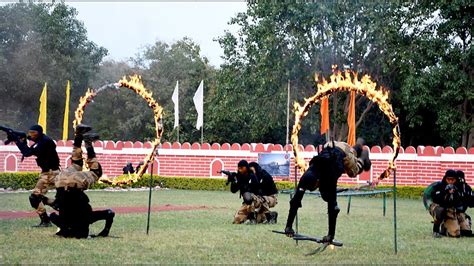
[{"left": 1, "top": 124, "right": 60, "bottom": 227}]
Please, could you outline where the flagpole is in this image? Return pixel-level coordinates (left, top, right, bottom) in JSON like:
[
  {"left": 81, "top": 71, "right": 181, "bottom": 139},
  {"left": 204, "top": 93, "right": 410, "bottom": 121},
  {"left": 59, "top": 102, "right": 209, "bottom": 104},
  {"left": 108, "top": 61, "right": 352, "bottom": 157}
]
[
  {"left": 201, "top": 127, "right": 203, "bottom": 145},
  {"left": 286, "top": 80, "right": 290, "bottom": 147},
  {"left": 177, "top": 126, "right": 180, "bottom": 143}
]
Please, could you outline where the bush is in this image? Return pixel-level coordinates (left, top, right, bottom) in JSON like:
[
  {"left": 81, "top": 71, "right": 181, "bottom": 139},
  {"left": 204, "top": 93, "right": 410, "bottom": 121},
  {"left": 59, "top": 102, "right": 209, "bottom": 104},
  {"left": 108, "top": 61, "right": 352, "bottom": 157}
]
[{"left": 0, "top": 172, "right": 424, "bottom": 199}]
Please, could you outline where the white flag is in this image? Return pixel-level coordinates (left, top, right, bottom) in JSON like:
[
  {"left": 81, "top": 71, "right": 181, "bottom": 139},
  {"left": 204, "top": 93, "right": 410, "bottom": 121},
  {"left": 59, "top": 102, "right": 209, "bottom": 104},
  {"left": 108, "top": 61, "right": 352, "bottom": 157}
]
[
  {"left": 172, "top": 81, "right": 179, "bottom": 128},
  {"left": 193, "top": 80, "right": 204, "bottom": 130}
]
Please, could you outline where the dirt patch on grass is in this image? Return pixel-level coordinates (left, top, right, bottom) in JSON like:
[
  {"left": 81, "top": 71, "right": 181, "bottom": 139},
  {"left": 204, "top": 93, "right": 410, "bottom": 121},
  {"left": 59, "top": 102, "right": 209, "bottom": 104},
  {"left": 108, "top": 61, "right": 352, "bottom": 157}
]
[{"left": 0, "top": 204, "right": 212, "bottom": 220}]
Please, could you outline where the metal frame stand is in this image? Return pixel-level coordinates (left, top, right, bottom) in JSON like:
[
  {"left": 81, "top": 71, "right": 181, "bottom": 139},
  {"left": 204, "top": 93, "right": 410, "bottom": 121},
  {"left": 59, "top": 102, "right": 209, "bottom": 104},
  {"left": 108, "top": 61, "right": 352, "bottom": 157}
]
[
  {"left": 146, "top": 162, "right": 154, "bottom": 235},
  {"left": 393, "top": 168, "right": 398, "bottom": 254}
]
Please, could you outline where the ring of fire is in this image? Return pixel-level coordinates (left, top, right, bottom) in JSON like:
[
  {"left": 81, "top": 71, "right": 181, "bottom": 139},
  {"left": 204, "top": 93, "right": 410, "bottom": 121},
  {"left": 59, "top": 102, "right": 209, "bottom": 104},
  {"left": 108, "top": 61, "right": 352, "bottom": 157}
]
[
  {"left": 291, "top": 71, "right": 401, "bottom": 181},
  {"left": 73, "top": 75, "right": 164, "bottom": 185}
]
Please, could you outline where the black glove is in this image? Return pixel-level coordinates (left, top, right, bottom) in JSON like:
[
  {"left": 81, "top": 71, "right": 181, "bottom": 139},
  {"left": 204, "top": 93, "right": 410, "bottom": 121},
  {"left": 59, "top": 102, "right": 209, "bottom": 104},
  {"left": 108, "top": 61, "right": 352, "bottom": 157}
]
[
  {"left": 227, "top": 173, "right": 236, "bottom": 184},
  {"left": 284, "top": 227, "right": 295, "bottom": 237},
  {"left": 445, "top": 184, "right": 456, "bottom": 192}
]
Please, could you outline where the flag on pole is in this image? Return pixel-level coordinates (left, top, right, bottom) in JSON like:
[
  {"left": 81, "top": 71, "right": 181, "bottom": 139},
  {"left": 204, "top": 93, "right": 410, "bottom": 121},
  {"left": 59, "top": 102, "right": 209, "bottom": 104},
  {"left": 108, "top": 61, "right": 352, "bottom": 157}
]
[
  {"left": 62, "top": 81, "right": 70, "bottom": 140},
  {"left": 38, "top": 83, "right": 47, "bottom": 134},
  {"left": 193, "top": 80, "right": 204, "bottom": 130},
  {"left": 320, "top": 96, "right": 329, "bottom": 135},
  {"left": 347, "top": 91, "right": 356, "bottom": 146},
  {"left": 172, "top": 81, "right": 179, "bottom": 129}
]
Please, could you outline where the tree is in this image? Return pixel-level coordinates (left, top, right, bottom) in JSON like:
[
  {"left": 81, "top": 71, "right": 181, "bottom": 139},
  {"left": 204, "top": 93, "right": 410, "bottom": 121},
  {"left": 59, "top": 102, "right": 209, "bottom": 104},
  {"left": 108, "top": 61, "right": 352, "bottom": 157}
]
[
  {"left": 212, "top": 1, "right": 472, "bottom": 147},
  {"left": 0, "top": 3, "right": 107, "bottom": 138},
  {"left": 138, "top": 38, "right": 217, "bottom": 143},
  {"left": 210, "top": 2, "right": 405, "bottom": 145}
]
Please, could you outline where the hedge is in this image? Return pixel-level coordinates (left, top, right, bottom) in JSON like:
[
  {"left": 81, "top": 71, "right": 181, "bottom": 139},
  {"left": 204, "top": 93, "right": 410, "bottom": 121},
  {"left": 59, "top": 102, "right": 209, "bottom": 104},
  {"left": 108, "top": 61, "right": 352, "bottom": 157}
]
[{"left": 0, "top": 172, "right": 425, "bottom": 199}]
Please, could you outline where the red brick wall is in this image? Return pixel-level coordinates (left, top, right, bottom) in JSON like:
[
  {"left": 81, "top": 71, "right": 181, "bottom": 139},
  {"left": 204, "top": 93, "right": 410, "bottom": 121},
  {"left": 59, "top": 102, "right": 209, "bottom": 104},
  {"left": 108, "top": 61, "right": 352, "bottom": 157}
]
[{"left": 1, "top": 141, "right": 473, "bottom": 186}]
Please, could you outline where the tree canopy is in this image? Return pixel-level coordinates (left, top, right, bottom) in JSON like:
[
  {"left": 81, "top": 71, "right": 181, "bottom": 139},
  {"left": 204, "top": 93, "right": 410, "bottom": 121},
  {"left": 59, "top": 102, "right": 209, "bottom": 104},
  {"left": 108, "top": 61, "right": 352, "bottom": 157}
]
[{"left": 0, "top": 2, "right": 472, "bottom": 147}]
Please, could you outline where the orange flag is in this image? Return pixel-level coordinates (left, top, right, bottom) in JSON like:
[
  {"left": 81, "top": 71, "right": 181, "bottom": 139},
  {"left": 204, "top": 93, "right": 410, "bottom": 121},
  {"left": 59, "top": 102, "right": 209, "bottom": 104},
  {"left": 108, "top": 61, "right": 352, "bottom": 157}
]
[
  {"left": 347, "top": 91, "right": 356, "bottom": 146},
  {"left": 320, "top": 97, "right": 329, "bottom": 135}
]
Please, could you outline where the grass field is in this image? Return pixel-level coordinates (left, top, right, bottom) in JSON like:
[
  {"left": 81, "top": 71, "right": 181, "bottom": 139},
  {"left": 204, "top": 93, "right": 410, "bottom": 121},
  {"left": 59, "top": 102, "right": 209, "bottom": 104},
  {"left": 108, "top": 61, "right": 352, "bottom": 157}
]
[{"left": 0, "top": 189, "right": 472, "bottom": 264}]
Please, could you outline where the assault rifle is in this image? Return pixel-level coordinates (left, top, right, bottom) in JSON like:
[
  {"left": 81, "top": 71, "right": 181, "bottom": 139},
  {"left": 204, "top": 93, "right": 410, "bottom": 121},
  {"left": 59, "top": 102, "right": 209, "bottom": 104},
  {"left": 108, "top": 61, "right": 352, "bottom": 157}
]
[
  {"left": 0, "top": 125, "right": 27, "bottom": 145},
  {"left": 218, "top": 170, "right": 237, "bottom": 185}
]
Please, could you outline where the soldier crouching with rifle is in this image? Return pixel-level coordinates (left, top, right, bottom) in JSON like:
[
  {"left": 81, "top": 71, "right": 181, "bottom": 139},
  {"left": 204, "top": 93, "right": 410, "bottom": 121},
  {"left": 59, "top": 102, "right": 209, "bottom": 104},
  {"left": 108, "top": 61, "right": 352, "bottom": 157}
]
[
  {"left": 248, "top": 162, "right": 278, "bottom": 224},
  {"left": 49, "top": 124, "right": 115, "bottom": 238},
  {"left": 1, "top": 124, "right": 60, "bottom": 227},
  {"left": 222, "top": 160, "right": 260, "bottom": 224}
]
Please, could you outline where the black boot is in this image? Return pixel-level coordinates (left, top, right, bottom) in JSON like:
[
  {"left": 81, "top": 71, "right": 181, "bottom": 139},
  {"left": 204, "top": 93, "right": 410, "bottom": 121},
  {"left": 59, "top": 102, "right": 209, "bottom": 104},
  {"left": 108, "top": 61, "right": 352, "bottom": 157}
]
[
  {"left": 460, "top": 230, "right": 473, "bottom": 237},
  {"left": 247, "top": 212, "right": 257, "bottom": 225},
  {"left": 265, "top": 212, "right": 278, "bottom": 224},
  {"left": 32, "top": 212, "right": 52, "bottom": 228},
  {"left": 432, "top": 223, "right": 443, "bottom": 238},
  {"left": 97, "top": 209, "right": 115, "bottom": 237},
  {"left": 83, "top": 133, "right": 100, "bottom": 146},
  {"left": 75, "top": 124, "right": 92, "bottom": 136}
]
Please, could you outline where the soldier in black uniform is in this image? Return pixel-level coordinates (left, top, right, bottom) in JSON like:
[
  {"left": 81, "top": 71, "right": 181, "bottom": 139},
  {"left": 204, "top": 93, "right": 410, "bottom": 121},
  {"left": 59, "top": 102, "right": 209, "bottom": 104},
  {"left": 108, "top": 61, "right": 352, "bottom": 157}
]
[
  {"left": 229, "top": 160, "right": 260, "bottom": 224},
  {"left": 249, "top": 162, "right": 278, "bottom": 223},
  {"left": 284, "top": 140, "right": 371, "bottom": 243},
  {"left": 13, "top": 124, "right": 60, "bottom": 227},
  {"left": 429, "top": 170, "right": 472, "bottom": 237}
]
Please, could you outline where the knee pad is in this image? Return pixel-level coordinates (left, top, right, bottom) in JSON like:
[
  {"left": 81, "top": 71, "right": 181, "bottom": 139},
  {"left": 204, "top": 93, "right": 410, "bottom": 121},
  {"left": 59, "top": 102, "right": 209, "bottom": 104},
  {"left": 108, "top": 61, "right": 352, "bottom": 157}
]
[
  {"left": 91, "top": 163, "right": 103, "bottom": 178},
  {"left": 29, "top": 194, "right": 43, "bottom": 209},
  {"left": 242, "top": 192, "right": 254, "bottom": 205}
]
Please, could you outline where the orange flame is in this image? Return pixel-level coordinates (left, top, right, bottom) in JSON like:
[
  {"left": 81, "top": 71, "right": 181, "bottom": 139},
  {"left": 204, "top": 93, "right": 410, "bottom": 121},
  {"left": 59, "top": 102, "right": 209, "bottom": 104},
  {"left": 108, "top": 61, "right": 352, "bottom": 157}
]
[
  {"left": 292, "top": 70, "right": 401, "bottom": 181},
  {"left": 73, "top": 88, "right": 96, "bottom": 129},
  {"left": 73, "top": 75, "right": 164, "bottom": 185}
]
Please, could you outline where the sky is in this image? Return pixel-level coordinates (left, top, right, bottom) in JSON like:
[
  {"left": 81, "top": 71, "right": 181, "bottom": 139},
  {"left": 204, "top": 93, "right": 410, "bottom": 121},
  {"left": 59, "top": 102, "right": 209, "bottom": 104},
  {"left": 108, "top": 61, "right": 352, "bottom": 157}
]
[{"left": 67, "top": 2, "right": 247, "bottom": 67}]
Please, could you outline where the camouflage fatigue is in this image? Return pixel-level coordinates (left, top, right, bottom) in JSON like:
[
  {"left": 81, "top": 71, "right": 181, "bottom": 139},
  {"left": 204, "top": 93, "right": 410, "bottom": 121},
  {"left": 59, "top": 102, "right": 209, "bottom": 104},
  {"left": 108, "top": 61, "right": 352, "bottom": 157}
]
[
  {"left": 55, "top": 147, "right": 99, "bottom": 190},
  {"left": 233, "top": 203, "right": 253, "bottom": 224},
  {"left": 233, "top": 194, "right": 278, "bottom": 224},
  {"left": 254, "top": 194, "right": 278, "bottom": 223},
  {"left": 331, "top": 141, "right": 363, "bottom": 177},
  {"left": 430, "top": 203, "right": 471, "bottom": 237},
  {"left": 32, "top": 170, "right": 60, "bottom": 214}
]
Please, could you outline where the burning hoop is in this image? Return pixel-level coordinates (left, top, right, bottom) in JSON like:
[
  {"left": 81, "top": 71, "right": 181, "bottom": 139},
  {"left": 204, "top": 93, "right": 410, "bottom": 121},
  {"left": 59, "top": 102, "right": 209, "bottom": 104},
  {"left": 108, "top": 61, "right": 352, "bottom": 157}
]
[
  {"left": 291, "top": 71, "right": 401, "bottom": 181},
  {"left": 73, "top": 75, "right": 164, "bottom": 185}
]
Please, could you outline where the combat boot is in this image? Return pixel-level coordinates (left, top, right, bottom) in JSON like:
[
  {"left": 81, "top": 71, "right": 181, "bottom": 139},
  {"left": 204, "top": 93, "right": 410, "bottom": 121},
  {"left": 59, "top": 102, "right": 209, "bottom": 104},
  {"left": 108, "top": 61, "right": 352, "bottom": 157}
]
[
  {"left": 97, "top": 209, "right": 115, "bottom": 237},
  {"left": 75, "top": 124, "right": 92, "bottom": 136},
  {"left": 264, "top": 211, "right": 278, "bottom": 224},
  {"left": 247, "top": 212, "right": 257, "bottom": 225},
  {"left": 32, "top": 213, "right": 52, "bottom": 228},
  {"left": 83, "top": 133, "right": 100, "bottom": 146}
]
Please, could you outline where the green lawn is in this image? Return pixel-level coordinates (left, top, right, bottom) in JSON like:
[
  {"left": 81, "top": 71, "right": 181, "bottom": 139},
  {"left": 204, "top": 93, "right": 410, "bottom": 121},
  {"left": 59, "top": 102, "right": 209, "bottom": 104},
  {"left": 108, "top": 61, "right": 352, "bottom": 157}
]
[{"left": 0, "top": 190, "right": 472, "bottom": 264}]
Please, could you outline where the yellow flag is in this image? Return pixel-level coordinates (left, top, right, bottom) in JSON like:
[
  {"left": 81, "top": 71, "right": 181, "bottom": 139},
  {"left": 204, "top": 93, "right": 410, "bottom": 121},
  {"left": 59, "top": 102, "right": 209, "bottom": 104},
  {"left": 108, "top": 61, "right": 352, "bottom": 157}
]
[
  {"left": 62, "top": 81, "right": 70, "bottom": 140},
  {"left": 38, "top": 83, "right": 47, "bottom": 134}
]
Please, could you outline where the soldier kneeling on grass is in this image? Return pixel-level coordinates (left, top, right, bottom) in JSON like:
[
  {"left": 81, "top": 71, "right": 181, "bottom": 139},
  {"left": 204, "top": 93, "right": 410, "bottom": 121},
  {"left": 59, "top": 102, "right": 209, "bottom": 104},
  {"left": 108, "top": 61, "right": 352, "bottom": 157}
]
[
  {"left": 249, "top": 162, "right": 278, "bottom": 224},
  {"left": 427, "top": 169, "right": 473, "bottom": 238},
  {"left": 48, "top": 124, "right": 115, "bottom": 238}
]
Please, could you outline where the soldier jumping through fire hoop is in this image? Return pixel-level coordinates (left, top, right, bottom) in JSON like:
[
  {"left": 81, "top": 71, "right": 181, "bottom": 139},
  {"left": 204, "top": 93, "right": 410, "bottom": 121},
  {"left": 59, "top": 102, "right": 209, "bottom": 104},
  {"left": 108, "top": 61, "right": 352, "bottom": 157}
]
[
  {"left": 49, "top": 124, "right": 115, "bottom": 238},
  {"left": 284, "top": 138, "right": 372, "bottom": 243}
]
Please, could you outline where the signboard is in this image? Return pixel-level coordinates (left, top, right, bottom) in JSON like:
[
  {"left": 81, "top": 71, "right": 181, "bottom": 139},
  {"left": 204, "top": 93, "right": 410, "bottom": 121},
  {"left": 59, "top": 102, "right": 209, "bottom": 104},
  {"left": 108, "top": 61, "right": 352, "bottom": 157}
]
[{"left": 257, "top": 153, "right": 291, "bottom": 177}]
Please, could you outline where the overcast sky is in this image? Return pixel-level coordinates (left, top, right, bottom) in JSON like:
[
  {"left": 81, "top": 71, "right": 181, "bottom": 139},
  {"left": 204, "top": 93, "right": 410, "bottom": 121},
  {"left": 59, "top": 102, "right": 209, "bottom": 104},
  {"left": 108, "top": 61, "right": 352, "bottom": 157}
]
[{"left": 67, "top": 2, "right": 247, "bottom": 67}]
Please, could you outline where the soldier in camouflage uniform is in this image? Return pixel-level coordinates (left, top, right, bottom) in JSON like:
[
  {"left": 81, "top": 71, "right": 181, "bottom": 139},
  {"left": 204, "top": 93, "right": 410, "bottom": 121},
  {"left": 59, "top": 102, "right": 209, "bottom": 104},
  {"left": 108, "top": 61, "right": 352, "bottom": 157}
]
[
  {"left": 230, "top": 160, "right": 260, "bottom": 224},
  {"left": 249, "top": 162, "right": 278, "bottom": 224},
  {"left": 49, "top": 125, "right": 114, "bottom": 238},
  {"left": 13, "top": 124, "right": 60, "bottom": 227}
]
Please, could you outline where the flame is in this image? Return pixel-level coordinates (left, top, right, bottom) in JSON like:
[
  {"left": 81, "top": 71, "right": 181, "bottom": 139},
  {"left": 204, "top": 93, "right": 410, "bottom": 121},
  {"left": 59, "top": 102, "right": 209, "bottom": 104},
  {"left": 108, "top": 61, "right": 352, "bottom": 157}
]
[
  {"left": 291, "top": 70, "right": 401, "bottom": 181},
  {"left": 73, "top": 75, "right": 164, "bottom": 185},
  {"left": 73, "top": 88, "right": 96, "bottom": 129}
]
